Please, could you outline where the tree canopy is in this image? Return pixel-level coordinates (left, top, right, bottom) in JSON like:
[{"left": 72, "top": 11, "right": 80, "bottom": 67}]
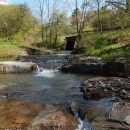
[{"left": 0, "top": 0, "right": 130, "bottom": 47}]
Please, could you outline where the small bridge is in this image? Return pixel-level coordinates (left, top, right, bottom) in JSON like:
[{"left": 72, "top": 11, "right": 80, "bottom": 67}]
[{"left": 64, "top": 35, "right": 78, "bottom": 50}]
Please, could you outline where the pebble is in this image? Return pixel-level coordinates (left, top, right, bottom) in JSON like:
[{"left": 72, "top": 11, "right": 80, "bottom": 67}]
[{"left": 80, "top": 77, "right": 130, "bottom": 100}]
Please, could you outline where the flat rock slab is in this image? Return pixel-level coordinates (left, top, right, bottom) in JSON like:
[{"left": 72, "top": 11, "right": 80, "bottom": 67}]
[
  {"left": 61, "top": 63, "right": 104, "bottom": 74},
  {"left": 27, "top": 104, "right": 78, "bottom": 130},
  {"left": 0, "top": 61, "right": 36, "bottom": 74},
  {"left": 87, "top": 104, "right": 130, "bottom": 130},
  {"left": 110, "top": 104, "right": 130, "bottom": 125}
]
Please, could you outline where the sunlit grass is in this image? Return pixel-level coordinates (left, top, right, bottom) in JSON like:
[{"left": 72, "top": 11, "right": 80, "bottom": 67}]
[
  {"left": 0, "top": 42, "right": 22, "bottom": 58},
  {"left": 83, "top": 28, "right": 130, "bottom": 61}
]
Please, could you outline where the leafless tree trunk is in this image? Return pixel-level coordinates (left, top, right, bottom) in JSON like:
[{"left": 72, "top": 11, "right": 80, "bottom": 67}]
[
  {"left": 34, "top": 0, "right": 45, "bottom": 43},
  {"left": 45, "top": 0, "right": 52, "bottom": 43},
  {"left": 106, "top": 0, "right": 130, "bottom": 16},
  {"left": 96, "top": 0, "right": 102, "bottom": 35},
  {"left": 75, "top": 0, "right": 79, "bottom": 32},
  {"left": 78, "top": 0, "right": 94, "bottom": 37}
]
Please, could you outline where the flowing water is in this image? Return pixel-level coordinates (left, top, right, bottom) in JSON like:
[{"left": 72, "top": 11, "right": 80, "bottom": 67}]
[
  {"left": 0, "top": 55, "right": 93, "bottom": 105},
  {"left": 0, "top": 53, "right": 115, "bottom": 129}
]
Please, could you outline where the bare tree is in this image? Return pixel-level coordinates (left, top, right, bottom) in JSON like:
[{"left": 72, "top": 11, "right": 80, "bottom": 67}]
[
  {"left": 34, "top": 0, "right": 45, "bottom": 43},
  {"left": 95, "top": 0, "right": 103, "bottom": 35},
  {"left": 106, "top": 0, "right": 130, "bottom": 16},
  {"left": 75, "top": 0, "right": 79, "bottom": 32},
  {"left": 78, "top": 0, "right": 94, "bottom": 37}
]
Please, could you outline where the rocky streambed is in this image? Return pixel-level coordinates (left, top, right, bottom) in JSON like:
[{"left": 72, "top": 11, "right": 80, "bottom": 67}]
[
  {"left": 60, "top": 54, "right": 130, "bottom": 129},
  {"left": 80, "top": 77, "right": 130, "bottom": 100},
  {"left": 79, "top": 77, "right": 130, "bottom": 130}
]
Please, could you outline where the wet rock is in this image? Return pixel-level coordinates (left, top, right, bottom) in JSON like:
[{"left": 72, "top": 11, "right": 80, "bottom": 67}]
[
  {"left": 61, "top": 55, "right": 128, "bottom": 77},
  {"left": 86, "top": 104, "right": 130, "bottom": 130},
  {"left": 103, "top": 62, "right": 126, "bottom": 76},
  {"left": 105, "top": 86, "right": 113, "bottom": 91},
  {"left": 61, "top": 63, "right": 104, "bottom": 74},
  {"left": 0, "top": 61, "right": 36, "bottom": 74},
  {"left": 27, "top": 104, "right": 78, "bottom": 130},
  {"left": 0, "top": 100, "right": 44, "bottom": 129},
  {"left": 0, "top": 100, "right": 78, "bottom": 130},
  {"left": 109, "top": 104, "right": 130, "bottom": 125},
  {"left": 83, "top": 91, "right": 116, "bottom": 100},
  {"left": 80, "top": 77, "right": 130, "bottom": 100},
  {"left": 78, "top": 107, "right": 86, "bottom": 120}
]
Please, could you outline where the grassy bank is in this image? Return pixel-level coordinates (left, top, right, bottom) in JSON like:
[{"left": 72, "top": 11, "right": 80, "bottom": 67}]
[
  {"left": 80, "top": 28, "right": 130, "bottom": 61},
  {"left": 0, "top": 42, "right": 40, "bottom": 61},
  {"left": 0, "top": 42, "right": 23, "bottom": 60}
]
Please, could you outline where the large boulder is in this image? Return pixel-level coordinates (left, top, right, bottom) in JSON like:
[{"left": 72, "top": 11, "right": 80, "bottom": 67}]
[
  {"left": 27, "top": 104, "right": 78, "bottom": 130},
  {"left": 61, "top": 61, "right": 127, "bottom": 77},
  {"left": 0, "top": 61, "right": 36, "bottom": 74},
  {"left": 61, "top": 63, "right": 104, "bottom": 74},
  {"left": 86, "top": 104, "right": 130, "bottom": 130},
  {"left": 103, "top": 62, "right": 126, "bottom": 76},
  {"left": 0, "top": 100, "right": 78, "bottom": 130}
]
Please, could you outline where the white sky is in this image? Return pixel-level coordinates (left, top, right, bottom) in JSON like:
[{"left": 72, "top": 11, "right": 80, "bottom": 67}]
[{"left": 0, "top": 0, "right": 9, "bottom": 5}]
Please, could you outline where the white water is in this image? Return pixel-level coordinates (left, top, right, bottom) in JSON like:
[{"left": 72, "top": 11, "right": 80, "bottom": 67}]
[
  {"left": 35, "top": 65, "right": 58, "bottom": 78},
  {"left": 75, "top": 113, "right": 95, "bottom": 130}
]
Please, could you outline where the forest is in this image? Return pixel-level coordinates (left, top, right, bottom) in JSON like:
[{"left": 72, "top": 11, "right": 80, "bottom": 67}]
[{"left": 0, "top": 0, "right": 130, "bottom": 60}]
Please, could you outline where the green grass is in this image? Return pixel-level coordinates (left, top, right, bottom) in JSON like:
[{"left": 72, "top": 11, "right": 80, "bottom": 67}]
[
  {"left": 0, "top": 42, "right": 45, "bottom": 60},
  {"left": 80, "top": 28, "right": 130, "bottom": 61},
  {"left": 0, "top": 42, "right": 22, "bottom": 58}
]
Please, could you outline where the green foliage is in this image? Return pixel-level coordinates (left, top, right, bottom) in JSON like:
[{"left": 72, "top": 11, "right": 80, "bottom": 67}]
[
  {"left": 72, "top": 8, "right": 81, "bottom": 17},
  {"left": 0, "top": 3, "right": 37, "bottom": 44},
  {"left": 93, "top": 37, "right": 110, "bottom": 49},
  {"left": 47, "top": 42, "right": 62, "bottom": 51},
  {"left": 0, "top": 42, "right": 22, "bottom": 58},
  {"left": 91, "top": 7, "right": 130, "bottom": 30},
  {"left": 83, "top": 28, "right": 130, "bottom": 61}
]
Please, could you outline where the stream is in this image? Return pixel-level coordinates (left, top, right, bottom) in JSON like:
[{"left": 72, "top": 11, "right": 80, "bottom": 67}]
[{"left": 0, "top": 52, "right": 116, "bottom": 129}]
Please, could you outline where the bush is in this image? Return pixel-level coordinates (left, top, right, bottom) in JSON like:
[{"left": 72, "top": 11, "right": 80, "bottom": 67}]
[{"left": 93, "top": 37, "right": 110, "bottom": 49}]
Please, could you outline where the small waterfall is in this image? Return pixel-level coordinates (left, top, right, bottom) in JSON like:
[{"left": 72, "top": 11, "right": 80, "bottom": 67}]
[
  {"left": 36, "top": 65, "right": 41, "bottom": 73},
  {"left": 75, "top": 113, "right": 95, "bottom": 130},
  {"left": 68, "top": 102, "right": 96, "bottom": 130},
  {"left": 35, "top": 65, "right": 58, "bottom": 78}
]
